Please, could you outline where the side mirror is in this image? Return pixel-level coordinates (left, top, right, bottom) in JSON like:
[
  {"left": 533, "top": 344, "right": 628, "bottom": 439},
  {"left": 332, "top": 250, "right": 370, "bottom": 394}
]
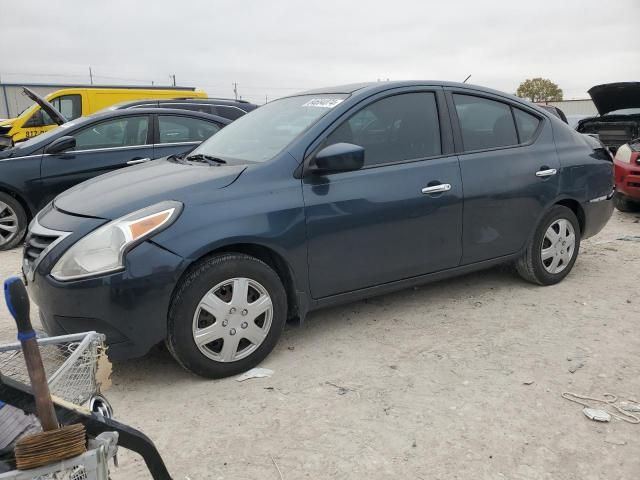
[
  {"left": 45, "top": 136, "right": 76, "bottom": 155},
  {"left": 309, "top": 142, "right": 364, "bottom": 174}
]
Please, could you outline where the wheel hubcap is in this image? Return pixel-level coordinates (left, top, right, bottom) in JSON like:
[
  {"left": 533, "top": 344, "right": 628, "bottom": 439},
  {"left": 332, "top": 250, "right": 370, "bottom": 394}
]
[
  {"left": 541, "top": 218, "right": 576, "bottom": 274},
  {"left": 0, "top": 201, "right": 19, "bottom": 247},
  {"left": 192, "top": 277, "right": 273, "bottom": 363}
]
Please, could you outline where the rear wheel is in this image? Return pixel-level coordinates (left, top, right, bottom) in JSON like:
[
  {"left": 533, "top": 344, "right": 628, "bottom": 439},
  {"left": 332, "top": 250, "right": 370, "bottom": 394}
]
[
  {"left": 613, "top": 192, "right": 640, "bottom": 212},
  {"left": 516, "top": 205, "right": 581, "bottom": 285},
  {"left": 0, "top": 192, "right": 27, "bottom": 251},
  {"left": 167, "top": 253, "right": 287, "bottom": 378}
]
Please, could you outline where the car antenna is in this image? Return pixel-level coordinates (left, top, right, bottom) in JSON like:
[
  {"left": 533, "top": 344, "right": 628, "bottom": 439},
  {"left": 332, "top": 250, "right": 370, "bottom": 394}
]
[{"left": 463, "top": 75, "right": 472, "bottom": 83}]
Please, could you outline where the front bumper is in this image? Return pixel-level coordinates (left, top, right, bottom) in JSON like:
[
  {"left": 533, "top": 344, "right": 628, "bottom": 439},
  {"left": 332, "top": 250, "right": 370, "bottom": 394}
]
[
  {"left": 614, "top": 158, "right": 640, "bottom": 200},
  {"left": 24, "top": 209, "right": 187, "bottom": 360}
]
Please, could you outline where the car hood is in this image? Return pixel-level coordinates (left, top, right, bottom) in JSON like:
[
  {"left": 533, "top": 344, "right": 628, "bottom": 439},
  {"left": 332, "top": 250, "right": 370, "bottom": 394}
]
[
  {"left": 53, "top": 157, "right": 246, "bottom": 220},
  {"left": 588, "top": 82, "right": 640, "bottom": 116}
]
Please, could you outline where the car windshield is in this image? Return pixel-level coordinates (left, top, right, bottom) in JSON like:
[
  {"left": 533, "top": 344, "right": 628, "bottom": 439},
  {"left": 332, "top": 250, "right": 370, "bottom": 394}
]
[{"left": 189, "top": 94, "right": 348, "bottom": 163}]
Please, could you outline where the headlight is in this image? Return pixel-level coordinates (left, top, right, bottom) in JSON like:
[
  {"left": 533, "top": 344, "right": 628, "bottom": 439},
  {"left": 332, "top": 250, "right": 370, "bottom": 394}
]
[
  {"left": 51, "top": 201, "right": 182, "bottom": 281},
  {"left": 615, "top": 144, "right": 632, "bottom": 164}
]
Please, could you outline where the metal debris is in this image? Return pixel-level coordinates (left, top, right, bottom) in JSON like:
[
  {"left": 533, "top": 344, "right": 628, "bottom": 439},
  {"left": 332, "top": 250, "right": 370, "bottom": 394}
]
[
  {"left": 235, "top": 367, "right": 274, "bottom": 382},
  {"left": 583, "top": 408, "right": 611, "bottom": 422}
]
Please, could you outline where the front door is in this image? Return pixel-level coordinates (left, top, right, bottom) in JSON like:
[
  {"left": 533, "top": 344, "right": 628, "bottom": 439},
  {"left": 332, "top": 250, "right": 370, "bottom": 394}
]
[
  {"left": 447, "top": 91, "right": 561, "bottom": 264},
  {"left": 303, "top": 90, "right": 463, "bottom": 298},
  {"left": 39, "top": 115, "right": 152, "bottom": 208}
]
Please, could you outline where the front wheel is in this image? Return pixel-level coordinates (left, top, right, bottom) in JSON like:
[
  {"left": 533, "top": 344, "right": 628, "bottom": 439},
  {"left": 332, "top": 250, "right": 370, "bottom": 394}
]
[
  {"left": 0, "top": 192, "right": 27, "bottom": 251},
  {"left": 167, "top": 253, "right": 287, "bottom": 378},
  {"left": 516, "top": 205, "right": 581, "bottom": 285}
]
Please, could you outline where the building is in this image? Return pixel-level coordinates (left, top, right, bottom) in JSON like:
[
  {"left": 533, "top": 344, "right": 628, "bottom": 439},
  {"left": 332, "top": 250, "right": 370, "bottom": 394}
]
[{"left": 544, "top": 99, "right": 597, "bottom": 116}]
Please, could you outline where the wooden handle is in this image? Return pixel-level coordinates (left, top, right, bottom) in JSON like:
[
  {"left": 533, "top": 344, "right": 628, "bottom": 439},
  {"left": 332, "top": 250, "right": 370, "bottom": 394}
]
[{"left": 4, "top": 277, "right": 59, "bottom": 431}]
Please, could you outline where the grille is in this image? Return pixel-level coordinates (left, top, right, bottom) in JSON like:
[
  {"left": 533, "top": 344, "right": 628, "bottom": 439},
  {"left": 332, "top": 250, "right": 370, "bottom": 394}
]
[{"left": 24, "top": 232, "right": 59, "bottom": 265}]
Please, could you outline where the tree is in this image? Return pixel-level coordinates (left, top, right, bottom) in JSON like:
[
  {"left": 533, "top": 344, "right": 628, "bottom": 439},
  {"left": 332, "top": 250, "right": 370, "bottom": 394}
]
[{"left": 516, "top": 78, "right": 563, "bottom": 103}]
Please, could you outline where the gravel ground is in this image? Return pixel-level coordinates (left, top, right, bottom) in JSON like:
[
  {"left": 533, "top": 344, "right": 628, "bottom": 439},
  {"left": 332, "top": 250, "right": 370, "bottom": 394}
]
[{"left": 0, "top": 210, "right": 639, "bottom": 479}]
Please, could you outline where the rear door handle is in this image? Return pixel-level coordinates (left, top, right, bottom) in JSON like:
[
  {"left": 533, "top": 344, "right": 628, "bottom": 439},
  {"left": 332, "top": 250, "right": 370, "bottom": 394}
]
[
  {"left": 535, "top": 168, "right": 557, "bottom": 177},
  {"left": 127, "top": 158, "right": 151, "bottom": 165},
  {"left": 421, "top": 183, "right": 452, "bottom": 194}
]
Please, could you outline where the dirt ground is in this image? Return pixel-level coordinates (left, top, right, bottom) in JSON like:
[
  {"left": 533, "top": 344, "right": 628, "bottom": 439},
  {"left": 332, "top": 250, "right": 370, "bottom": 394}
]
[{"left": 0, "top": 210, "right": 639, "bottom": 479}]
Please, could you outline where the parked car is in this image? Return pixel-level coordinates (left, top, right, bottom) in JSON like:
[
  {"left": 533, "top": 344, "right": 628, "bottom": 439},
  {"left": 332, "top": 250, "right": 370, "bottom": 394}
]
[
  {"left": 0, "top": 86, "right": 207, "bottom": 147},
  {"left": 22, "top": 81, "right": 614, "bottom": 378},
  {"left": 0, "top": 106, "right": 229, "bottom": 249},
  {"left": 576, "top": 82, "right": 640, "bottom": 152},
  {"left": 612, "top": 139, "right": 640, "bottom": 211},
  {"left": 110, "top": 98, "right": 259, "bottom": 121},
  {"left": 536, "top": 104, "right": 568, "bottom": 123}
]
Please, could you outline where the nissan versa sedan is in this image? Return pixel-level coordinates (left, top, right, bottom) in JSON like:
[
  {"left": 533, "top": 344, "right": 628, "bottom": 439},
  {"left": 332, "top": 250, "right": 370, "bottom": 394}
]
[{"left": 23, "top": 81, "right": 614, "bottom": 378}]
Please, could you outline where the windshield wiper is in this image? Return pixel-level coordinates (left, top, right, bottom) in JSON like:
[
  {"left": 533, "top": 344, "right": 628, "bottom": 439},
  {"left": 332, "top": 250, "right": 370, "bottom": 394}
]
[{"left": 185, "top": 153, "right": 227, "bottom": 165}]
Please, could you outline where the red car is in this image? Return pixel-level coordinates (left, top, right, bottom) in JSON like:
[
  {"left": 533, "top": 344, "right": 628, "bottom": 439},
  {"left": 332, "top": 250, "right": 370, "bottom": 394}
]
[{"left": 613, "top": 140, "right": 640, "bottom": 211}]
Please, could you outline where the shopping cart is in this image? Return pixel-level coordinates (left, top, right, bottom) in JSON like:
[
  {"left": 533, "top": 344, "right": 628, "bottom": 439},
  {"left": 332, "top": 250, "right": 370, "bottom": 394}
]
[
  {"left": 0, "top": 332, "right": 171, "bottom": 480},
  {"left": 0, "top": 332, "right": 107, "bottom": 407}
]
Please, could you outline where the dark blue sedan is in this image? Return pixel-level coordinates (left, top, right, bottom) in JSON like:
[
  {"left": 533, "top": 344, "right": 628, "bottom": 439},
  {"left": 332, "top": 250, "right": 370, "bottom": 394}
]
[
  {"left": 0, "top": 108, "right": 229, "bottom": 249},
  {"left": 23, "top": 81, "right": 614, "bottom": 378}
]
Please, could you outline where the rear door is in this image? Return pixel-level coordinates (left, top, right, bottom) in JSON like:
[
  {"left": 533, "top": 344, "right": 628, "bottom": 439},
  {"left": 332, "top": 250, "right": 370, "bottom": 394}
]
[
  {"left": 303, "top": 89, "right": 463, "bottom": 298},
  {"left": 39, "top": 114, "right": 153, "bottom": 205},
  {"left": 153, "top": 114, "right": 223, "bottom": 158},
  {"left": 446, "top": 90, "right": 560, "bottom": 264}
]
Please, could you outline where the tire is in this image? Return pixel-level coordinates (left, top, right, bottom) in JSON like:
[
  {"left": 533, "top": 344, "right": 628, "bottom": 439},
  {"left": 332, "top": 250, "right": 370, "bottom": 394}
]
[
  {"left": 167, "top": 253, "right": 287, "bottom": 378},
  {"left": 516, "top": 205, "right": 581, "bottom": 286},
  {"left": 613, "top": 192, "right": 640, "bottom": 213},
  {"left": 0, "top": 192, "right": 27, "bottom": 251}
]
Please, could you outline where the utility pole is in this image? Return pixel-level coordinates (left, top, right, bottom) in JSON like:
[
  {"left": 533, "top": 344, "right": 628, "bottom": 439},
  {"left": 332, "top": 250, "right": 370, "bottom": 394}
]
[
  {"left": 170, "top": 74, "right": 176, "bottom": 86},
  {"left": 89, "top": 66, "right": 93, "bottom": 85},
  {"left": 233, "top": 82, "right": 238, "bottom": 101},
  {"left": 265, "top": 95, "right": 268, "bottom": 104}
]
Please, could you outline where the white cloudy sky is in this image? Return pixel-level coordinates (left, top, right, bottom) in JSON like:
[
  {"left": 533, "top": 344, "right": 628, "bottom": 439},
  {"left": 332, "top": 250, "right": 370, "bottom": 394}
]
[{"left": 2, "top": 0, "right": 638, "bottom": 104}]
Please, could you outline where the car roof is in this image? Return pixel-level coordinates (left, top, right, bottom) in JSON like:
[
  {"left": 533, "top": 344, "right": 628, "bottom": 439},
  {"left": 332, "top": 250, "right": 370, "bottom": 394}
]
[
  {"left": 112, "top": 98, "right": 257, "bottom": 109},
  {"left": 295, "top": 80, "right": 538, "bottom": 108},
  {"left": 87, "top": 107, "right": 231, "bottom": 125}
]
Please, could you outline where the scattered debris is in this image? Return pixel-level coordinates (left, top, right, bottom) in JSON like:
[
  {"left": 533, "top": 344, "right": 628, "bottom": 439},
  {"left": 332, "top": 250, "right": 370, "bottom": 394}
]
[
  {"left": 523, "top": 380, "right": 535, "bottom": 385},
  {"left": 411, "top": 440, "right": 417, "bottom": 448},
  {"left": 326, "top": 381, "right": 350, "bottom": 395},
  {"left": 562, "top": 392, "right": 640, "bottom": 424},
  {"left": 620, "top": 401, "right": 640, "bottom": 413},
  {"left": 389, "top": 365, "right": 398, "bottom": 370},
  {"left": 583, "top": 408, "right": 611, "bottom": 422},
  {"left": 617, "top": 235, "right": 640, "bottom": 243},
  {"left": 270, "top": 454, "right": 284, "bottom": 480},
  {"left": 287, "top": 346, "right": 295, "bottom": 351},
  {"left": 235, "top": 368, "right": 274, "bottom": 382},
  {"left": 568, "top": 362, "right": 584, "bottom": 373},
  {"left": 604, "top": 436, "right": 627, "bottom": 446}
]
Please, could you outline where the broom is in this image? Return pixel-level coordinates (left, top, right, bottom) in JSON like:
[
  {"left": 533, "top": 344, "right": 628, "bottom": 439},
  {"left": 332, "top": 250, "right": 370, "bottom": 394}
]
[{"left": 4, "top": 277, "right": 86, "bottom": 470}]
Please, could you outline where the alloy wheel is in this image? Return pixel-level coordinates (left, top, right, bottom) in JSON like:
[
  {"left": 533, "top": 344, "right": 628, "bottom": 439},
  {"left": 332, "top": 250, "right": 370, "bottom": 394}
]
[
  {"left": 540, "top": 218, "right": 576, "bottom": 274},
  {"left": 0, "top": 200, "right": 19, "bottom": 247},
  {"left": 192, "top": 277, "right": 273, "bottom": 363}
]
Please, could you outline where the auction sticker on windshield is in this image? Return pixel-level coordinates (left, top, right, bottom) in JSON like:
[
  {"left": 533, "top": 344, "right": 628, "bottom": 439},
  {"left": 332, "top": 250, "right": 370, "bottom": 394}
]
[{"left": 302, "top": 98, "right": 344, "bottom": 108}]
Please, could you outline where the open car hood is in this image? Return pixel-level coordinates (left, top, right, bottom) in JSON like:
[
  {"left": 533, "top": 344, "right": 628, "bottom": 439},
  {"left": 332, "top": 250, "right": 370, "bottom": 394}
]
[
  {"left": 588, "top": 82, "right": 640, "bottom": 116},
  {"left": 23, "top": 87, "right": 67, "bottom": 126}
]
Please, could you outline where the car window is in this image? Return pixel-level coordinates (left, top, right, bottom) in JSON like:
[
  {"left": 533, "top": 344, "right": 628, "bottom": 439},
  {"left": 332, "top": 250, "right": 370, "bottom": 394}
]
[
  {"left": 513, "top": 109, "right": 541, "bottom": 143},
  {"left": 325, "top": 92, "right": 441, "bottom": 167},
  {"left": 73, "top": 116, "right": 149, "bottom": 150},
  {"left": 24, "top": 94, "right": 82, "bottom": 127},
  {"left": 213, "top": 106, "right": 245, "bottom": 120},
  {"left": 453, "top": 94, "right": 518, "bottom": 151},
  {"left": 158, "top": 115, "right": 220, "bottom": 143}
]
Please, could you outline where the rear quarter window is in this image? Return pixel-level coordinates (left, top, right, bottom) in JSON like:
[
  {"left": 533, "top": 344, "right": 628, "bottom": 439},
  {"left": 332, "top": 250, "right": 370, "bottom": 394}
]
[
  {"left": 453, "top": 94, "right": 518, "bottom": 151},
  {"left": 513, "top": 109, "right": 541, "bottom": 143}
]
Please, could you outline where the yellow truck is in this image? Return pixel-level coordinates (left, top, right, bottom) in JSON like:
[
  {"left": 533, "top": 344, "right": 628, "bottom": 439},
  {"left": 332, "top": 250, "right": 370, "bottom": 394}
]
[{"left": 0, "top": 86, "right": 207, "bottom": 147}]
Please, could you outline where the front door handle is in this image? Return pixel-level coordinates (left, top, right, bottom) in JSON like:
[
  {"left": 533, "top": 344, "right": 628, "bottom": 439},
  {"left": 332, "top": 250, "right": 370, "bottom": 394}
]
[
  {"left": 535, "top": 168, "right": 557, "bottom": 178},
  {"left": 421, "top": 183, "right": 452, "bottom": 194},
  {"left": 127, "top": 158, "right": 151, "bottom": 166}
]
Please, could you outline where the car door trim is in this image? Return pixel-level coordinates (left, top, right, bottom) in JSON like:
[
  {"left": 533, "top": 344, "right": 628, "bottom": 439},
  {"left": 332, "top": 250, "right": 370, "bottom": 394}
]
[{"left": 71, "top": 144, "right": 154, "bottom": 154}]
